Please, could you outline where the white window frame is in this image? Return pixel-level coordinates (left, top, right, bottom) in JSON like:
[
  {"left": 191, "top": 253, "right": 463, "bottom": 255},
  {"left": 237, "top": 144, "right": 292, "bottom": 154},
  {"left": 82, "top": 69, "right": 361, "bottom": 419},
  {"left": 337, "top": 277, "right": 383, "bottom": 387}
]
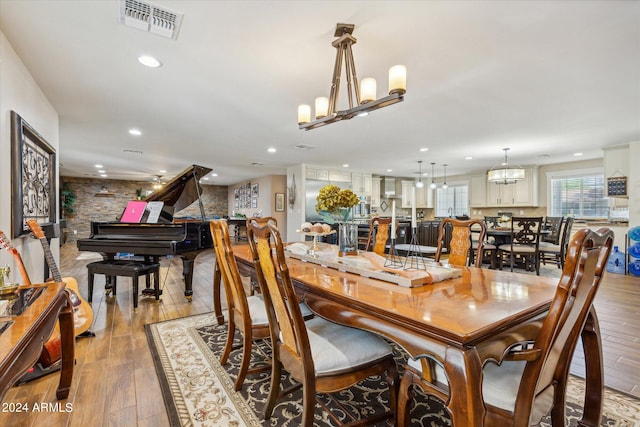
[
  {"left": 435, "top": 180, "right": 469, "bottom": 217},
  {"left": 546, "top": 167, "right": 609, "bottom": 219}
]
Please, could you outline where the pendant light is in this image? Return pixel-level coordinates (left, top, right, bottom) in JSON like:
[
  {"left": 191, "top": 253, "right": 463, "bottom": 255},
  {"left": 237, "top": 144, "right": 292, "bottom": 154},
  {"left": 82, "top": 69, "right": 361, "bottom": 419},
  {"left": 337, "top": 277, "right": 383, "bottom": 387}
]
[
  {"left": 487, "top": 148, "right": 525, "bottom": 185},
  {"left": 429, "top": 162, "right": 437, "bottom": 189},
  {"left": 415, "top": 160, "right": 424, "bottom": 188},
  {"left": 442, "top": 164, "right": 448, "bottom": 190}
]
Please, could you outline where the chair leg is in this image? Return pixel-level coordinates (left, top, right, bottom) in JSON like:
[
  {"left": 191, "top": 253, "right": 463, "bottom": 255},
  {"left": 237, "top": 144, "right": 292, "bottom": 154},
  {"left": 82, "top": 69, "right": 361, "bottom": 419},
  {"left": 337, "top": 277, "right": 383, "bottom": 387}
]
[
  {"left": 88, "top": 272, "right": 94, "bottom": 303},
  {"left": 234, "top": 330, "right": 253, "bottom": 391},
  {"left": 263, "top": 359, "right": 282, "bottom": 420},
  {"left": 220, "top": 318, "right": 235, "bottom": 365},
  {"left": 397, "top": 371, "right": 414, "bottom": 427},
  {"left": 301, "top": 378, "right": 316, "bottom": 427}
]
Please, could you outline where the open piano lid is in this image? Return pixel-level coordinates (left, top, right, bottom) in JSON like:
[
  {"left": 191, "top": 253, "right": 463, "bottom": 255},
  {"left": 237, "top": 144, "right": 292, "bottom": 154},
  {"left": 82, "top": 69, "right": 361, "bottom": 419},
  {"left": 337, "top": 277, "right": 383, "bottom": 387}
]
[{"left": 144, "top": 165, "right": 212, "bottom": 218}]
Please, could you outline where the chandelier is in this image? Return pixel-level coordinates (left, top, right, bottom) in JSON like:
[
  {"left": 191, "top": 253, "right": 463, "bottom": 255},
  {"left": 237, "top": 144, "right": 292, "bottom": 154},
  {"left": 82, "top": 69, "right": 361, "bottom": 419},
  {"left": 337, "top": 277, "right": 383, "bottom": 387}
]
[
  {"left": 487, "top": 148, "right": 525, "bottom": 185},
  {"left": 297, "top": 23, "right": 406, "bottom": 131}
]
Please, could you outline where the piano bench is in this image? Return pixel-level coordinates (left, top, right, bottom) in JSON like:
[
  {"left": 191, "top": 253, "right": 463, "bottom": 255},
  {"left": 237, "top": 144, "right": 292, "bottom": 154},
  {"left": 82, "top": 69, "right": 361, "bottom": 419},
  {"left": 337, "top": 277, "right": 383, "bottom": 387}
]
[{"left": 87, "top": 260, "right": 161, "bottom": 310}]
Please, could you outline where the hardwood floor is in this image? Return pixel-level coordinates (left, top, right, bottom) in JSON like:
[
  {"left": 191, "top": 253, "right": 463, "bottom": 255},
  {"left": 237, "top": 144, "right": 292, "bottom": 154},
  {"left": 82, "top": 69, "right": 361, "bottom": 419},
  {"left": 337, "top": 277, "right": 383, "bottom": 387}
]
[{"left": 1, "top": 242, "right": 639, "bottom": 426}]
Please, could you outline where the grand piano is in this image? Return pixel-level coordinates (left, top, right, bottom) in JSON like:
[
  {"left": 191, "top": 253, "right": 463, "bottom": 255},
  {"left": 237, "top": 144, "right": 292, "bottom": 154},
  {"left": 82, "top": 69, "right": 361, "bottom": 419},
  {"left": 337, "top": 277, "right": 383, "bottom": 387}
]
[{"left": 76, "top": 165, "right": 214, "bottom": 300}]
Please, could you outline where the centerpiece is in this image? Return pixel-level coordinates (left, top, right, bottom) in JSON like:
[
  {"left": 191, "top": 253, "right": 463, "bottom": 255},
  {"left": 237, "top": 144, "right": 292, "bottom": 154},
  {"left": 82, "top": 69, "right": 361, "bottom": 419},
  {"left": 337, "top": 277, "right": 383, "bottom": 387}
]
[{"left": 316, "top": 184, "right": 359, "bottom": 256}]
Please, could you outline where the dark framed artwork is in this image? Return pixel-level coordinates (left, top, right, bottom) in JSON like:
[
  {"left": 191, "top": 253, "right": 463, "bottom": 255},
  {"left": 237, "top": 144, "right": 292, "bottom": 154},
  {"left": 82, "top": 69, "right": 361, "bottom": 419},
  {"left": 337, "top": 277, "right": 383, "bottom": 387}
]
[
  {"left": 251, "top": 198, "right": 258, "bottom": 209},
  {"left": 251, "top": 183, "right": 259, "bottom": 198},
  {"left": 11, "top": 111, "right": 57, "bottom": 238},
  {"left": 275, "top": 193, "right": 285, "bottom": 212}
]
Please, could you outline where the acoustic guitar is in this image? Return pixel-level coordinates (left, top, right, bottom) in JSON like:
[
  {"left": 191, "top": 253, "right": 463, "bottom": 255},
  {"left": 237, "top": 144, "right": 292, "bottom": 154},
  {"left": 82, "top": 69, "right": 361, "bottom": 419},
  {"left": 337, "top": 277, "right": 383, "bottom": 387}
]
[{"left": 26, "top": 220, "right": 95, "bottom": 365}]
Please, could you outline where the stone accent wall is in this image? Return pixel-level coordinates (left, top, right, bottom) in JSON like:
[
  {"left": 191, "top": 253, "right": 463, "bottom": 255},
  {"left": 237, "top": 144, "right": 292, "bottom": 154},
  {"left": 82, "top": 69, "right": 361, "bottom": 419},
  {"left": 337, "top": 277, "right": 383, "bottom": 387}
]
[{"left": 61, "top": 176, "right": 228, "bottom": 243}]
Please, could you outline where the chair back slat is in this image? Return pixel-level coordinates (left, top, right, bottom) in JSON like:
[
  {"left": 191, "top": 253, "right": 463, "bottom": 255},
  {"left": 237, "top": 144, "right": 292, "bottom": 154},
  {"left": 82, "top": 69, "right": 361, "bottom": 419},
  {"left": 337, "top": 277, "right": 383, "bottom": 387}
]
[
  {"left": 435, "top": 218, "right": 486, "bottom": 267},
  {"left": 514, "top": 228, "right": 613, "bottom": 423},
  {"left": 209, "top": 219, "right": 250, "bottom": 320},
  {"left": 365, "top": 217, "right": 392, "bottom": 256},
  {"left": 247, "top": 221, "right": 311, "bottom": 364}
]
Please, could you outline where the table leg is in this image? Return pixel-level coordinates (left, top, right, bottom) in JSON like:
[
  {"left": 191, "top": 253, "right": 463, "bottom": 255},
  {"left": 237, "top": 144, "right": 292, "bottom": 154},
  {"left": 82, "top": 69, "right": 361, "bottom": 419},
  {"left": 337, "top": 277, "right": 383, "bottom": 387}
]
[
  {"left": 56, "top": 291, "right": 75, "bottom": 400},
  {"left": 443, "top": 347, "right": 485, "bottom": 426}
]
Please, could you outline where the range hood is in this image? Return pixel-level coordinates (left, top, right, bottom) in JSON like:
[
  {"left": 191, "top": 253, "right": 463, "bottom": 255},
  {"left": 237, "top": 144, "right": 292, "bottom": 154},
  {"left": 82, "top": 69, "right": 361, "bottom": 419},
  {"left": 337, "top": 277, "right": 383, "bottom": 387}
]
[{"left": 382, "top": 177, "right": 402, "bottom": 198}]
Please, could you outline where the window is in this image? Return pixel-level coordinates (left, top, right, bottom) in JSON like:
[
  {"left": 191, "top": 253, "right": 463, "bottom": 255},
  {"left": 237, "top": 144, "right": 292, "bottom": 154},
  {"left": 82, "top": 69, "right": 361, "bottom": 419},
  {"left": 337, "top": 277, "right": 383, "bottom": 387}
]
[
  {"left": 549, "top": 170, "right": 609, "bottom": 218},
  {"left": 435, "top": 183, "right": 469, "bottom": 217}
]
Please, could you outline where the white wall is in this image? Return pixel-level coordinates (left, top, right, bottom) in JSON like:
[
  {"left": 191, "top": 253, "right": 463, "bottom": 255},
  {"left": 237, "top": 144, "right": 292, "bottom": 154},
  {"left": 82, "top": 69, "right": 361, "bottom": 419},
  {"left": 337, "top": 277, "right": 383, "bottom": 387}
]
[
  {"left": 0, "top": 30, "right": 59, "bottom": 283},
  {"left": 629, "top": 141, "right": 640, "bottom": 228}
]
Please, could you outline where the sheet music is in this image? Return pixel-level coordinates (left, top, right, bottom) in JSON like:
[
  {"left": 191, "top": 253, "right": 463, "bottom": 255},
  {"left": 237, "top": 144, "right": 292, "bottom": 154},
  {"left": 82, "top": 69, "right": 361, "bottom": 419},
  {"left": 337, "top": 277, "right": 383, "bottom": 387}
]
[{"left": 145, "top": 201, "right": 164, "bottom": 223}]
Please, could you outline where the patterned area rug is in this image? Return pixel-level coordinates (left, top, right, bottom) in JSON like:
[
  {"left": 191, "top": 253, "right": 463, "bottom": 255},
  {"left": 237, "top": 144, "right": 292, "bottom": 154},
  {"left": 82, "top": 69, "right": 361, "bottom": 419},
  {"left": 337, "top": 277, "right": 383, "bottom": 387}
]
[{"left": 145, "top": 312, "right": 640, "bottom": 426}]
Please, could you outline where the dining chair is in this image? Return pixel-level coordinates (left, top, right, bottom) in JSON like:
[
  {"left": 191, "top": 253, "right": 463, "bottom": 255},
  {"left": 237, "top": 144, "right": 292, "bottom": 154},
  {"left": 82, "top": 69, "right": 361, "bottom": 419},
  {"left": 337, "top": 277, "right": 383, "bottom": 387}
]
[
  {"left": 540, "top": 216, "right": 574, "bottom": 269},
  {"left": 541, "top": 216, "right": 564, "bottom": 244},
  {"left": 365, "top": 216, "right": 392, "bottom": 256},
  {"left": 247, "top": 220, "right": 398, "bottom": 426},
  {"left": 435, "top": 218, "right": 486, "bottom": 268},
  {"left": 209, "top": 219, "right": 272, "bottom": 391},
  {"left": 398, "top": 227, "right": 614, "bottom": 427},
  {"left": 498, "top": 216, "right": 543, "bottom": 275}
]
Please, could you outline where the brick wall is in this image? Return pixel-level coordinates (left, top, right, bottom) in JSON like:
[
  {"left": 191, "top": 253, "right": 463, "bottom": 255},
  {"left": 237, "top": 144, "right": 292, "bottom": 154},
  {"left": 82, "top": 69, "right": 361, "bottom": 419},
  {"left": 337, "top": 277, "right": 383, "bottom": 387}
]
[{"left": 61, "top": 176, "right": 228, "bottom": 243}]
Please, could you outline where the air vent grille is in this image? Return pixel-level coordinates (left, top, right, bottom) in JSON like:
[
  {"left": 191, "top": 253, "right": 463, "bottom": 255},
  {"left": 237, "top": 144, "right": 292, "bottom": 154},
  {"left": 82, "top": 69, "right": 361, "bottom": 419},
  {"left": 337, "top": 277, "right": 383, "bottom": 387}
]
[{"left": 119, "top": 0, "right": 183, "bottom": 40}]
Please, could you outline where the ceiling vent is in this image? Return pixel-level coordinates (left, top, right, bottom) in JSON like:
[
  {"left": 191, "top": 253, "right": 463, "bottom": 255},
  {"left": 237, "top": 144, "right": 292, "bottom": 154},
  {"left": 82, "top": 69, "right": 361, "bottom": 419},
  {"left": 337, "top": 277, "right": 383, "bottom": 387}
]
[{"left": 119, "top": 0, "right": 183, "bottom": 40}]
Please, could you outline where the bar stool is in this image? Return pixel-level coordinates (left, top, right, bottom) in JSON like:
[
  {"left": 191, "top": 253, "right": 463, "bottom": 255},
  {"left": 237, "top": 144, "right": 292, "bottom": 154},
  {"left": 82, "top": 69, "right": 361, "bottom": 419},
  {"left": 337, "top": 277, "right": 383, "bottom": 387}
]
[{"left": 87, "top": 260, "right": 161, "bottom": 310}]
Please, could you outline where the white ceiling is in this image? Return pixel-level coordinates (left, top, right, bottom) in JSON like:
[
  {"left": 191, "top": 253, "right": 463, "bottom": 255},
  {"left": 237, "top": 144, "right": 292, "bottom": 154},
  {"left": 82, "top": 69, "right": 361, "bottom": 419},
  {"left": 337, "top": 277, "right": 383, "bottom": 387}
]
[{"left": 1, "top": 0, "right": 639, "bottom": 185}]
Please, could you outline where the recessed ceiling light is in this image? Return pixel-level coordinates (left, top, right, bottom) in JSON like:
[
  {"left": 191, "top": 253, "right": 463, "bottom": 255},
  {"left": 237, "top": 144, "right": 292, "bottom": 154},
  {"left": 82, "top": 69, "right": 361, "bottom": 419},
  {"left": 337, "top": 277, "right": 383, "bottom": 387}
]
[
  {"left": 98, "top": 170, "right": 105, "bottom": 174},
  {"left": 129, "top": 128, "right": 142, "bottom": 136},
  {"left": 100, "top": 174, "right": 107, "bottom": 178},
  {"left": 419, "top": 147, "right": 429, "bottom": 152},
  {"left": 95, "top": 164, "right": 103, "bottom": 168},
  {"left": 465, "top": 156, "right": 473, "bottom": 160},
  {"left": 202, "top": 177, "right": 209, "bottom": 180},
  {"left": 573, "top": 152, "right": 583, "bottom": 156},
  {"left": 386, "top": 169, "right": 392, "bottom": 172},
  {"left": 343, "top": 164, "right": 349, "bottom": 168},
  {"left": 212, "top": 173, "right": 218, "bottom": 177},
  {"left": 267, "top": 147, "right": 276, "bottom": 153},
  {"left": 159, "top": 169, "right": 167, "bottom": 174},
  {"left": 138, "top": 55, "right": 162, "bottom": 68}
]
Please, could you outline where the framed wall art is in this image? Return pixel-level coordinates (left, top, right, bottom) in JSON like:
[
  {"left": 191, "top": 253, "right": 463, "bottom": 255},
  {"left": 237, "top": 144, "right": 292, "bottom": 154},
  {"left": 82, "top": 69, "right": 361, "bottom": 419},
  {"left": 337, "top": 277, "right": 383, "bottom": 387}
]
[
  {"left": 11, "top": 111, "right": 57, "bottom": 238},
  {"left": 275, "top": 193, "right": 285, "bottom": 212},
  {"left": 251, "top": 183, "right": 259, "bottom": 198}
]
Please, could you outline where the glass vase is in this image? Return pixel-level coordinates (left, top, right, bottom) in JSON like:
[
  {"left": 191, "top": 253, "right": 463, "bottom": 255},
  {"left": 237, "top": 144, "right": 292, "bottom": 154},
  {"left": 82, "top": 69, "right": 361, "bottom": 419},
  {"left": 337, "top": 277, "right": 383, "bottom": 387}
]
[{"left": 338, "top": 223, "right": 358, "bottom": 256}]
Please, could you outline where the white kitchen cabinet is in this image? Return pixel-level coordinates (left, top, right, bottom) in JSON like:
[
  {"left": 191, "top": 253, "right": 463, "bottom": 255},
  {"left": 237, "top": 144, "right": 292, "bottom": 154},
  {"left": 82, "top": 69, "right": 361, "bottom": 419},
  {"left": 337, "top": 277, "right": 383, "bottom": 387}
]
[
  {"left": 469, "top": 173, "right": 487, "bottom": 207},
  {"left": 416, "top": 186, "right": 433, "bottom": 208},
  {"left": 329, "top": 170, "right": 351, "bottom": 182},
  {"left": 351, "top": 173, "right": 372, "bottom": 197},
  {"left": 401, "top": 180, "right": 414, "bottom": 208},
  {"left": 486, "top": 167, "right": 538, "bottom": 207},
  {"left": 371, "top": 177, "right": 381, "bottom": 208},
  {"left": 306, "top": 168, "right": 329, "bottom": 180}
]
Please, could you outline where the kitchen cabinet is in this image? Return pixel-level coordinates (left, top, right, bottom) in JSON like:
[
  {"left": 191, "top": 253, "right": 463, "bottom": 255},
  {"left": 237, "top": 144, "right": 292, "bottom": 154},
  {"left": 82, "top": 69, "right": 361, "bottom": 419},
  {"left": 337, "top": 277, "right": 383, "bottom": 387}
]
[
  {"left": 371, "top": 177, "right": 381, "bottom": 208},
  {"left": 401, "top": 181, "right": 414, "bottom": 208},
  {"left": 417, "top": 220, "right": 451, "bottom": 251},
  {"left": 469, "top": 173, "right": 487, "bottom": 207},
  {"left": 351, "top": 173, "right": 372, "bottom": 197},
  {"left": 329, "top": 170, "right": 351, "bottom": 183},
  {"left": 416, "top": 186, "right": 433, "bottom": 208},
  {"left": 486, "top": 167, "right": 538, "bottom": 207},
  {"left": 306, "top": 168, "right": 329, "bottom": 180}
]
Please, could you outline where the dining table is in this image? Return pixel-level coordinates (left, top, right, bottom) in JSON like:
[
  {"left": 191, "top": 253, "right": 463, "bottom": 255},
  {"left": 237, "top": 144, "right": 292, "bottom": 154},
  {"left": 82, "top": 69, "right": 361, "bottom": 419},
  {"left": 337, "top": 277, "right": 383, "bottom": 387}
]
[{"left": 221, "top": 243, "right": 604, "bottom": 426}]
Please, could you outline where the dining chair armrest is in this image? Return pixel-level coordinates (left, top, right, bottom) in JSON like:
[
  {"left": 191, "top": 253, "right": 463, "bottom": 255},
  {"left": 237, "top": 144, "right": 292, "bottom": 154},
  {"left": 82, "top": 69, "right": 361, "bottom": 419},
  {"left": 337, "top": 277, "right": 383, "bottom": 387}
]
[{"left": 476, "top": 314, "right": 545, "bottom": 363}]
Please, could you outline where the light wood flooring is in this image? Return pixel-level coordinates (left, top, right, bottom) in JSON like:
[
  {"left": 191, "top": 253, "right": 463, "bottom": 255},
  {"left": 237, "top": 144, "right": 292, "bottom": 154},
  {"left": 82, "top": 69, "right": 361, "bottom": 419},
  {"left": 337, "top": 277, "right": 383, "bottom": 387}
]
[{"left": 1, "top": 242, "right": 639, "bottom": 427}]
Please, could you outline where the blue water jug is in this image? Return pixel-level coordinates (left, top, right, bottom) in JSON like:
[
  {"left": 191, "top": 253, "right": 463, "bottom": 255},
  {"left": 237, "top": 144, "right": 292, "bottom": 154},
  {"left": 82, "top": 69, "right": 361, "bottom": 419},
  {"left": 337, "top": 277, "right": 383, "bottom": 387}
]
[
  {"left": 606, "top": 246, "right": 626, "bottom": 274},
  {"left": 629, "top": 260, "right": 640, "bottom": 277}
]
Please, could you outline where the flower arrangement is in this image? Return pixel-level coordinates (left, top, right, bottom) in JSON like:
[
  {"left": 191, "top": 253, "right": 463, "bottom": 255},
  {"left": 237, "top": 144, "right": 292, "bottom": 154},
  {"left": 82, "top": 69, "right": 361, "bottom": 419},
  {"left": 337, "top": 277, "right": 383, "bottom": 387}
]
[{"left": 315, "top": 184, "right": 359, "bottom": 224}]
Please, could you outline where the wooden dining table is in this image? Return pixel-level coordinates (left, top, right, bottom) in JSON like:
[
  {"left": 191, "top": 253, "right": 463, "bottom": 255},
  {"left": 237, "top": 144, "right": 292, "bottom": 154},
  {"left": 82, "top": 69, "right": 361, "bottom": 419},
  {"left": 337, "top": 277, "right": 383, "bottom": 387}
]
[{"left": 223, "top": 244, "right": 603, "bottom": 426}]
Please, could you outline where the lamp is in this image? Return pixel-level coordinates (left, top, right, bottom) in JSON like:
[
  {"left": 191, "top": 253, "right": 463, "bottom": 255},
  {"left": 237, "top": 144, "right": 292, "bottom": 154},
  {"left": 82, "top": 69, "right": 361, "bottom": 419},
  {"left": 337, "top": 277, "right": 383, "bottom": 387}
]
[
  {"left": 442, "top": 164, "right": 448, "bottom": 190},
  {"left": 488, "top": 148, "right": 525, "bottom": 185},
  {"left": 429, "top": 162, "right": 437, "bottom": 189},
  {"left": 415, "top": 161, "right": 424, "bottom": 188},
  {"left": 297, "top": 23, "right": 406, "bottom": 130}
]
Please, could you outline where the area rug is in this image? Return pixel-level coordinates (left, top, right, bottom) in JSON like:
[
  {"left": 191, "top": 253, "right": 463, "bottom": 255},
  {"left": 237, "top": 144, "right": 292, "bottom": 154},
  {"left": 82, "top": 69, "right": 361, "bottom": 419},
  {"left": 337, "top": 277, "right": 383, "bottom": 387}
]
[{"left": 145, "top": 312, "right": 640, "bottom": 427}]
